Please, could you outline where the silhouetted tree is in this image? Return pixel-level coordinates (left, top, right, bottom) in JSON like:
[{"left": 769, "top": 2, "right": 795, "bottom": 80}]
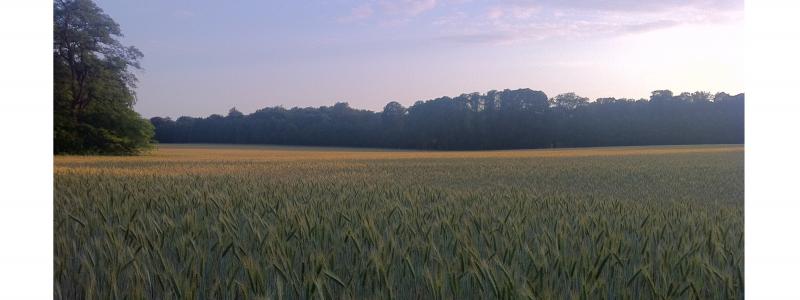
[
  {"left": 650, "top": 90, "right": 674, "bottom": 104},
  {"left": 550, "top": 93, "right": 589, "bottom": 110},
  {"left": 227, "top": 107, "right": 244, "bottom": 118}
]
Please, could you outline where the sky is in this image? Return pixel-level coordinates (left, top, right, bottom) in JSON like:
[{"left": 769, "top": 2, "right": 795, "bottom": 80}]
[{"left": 95, "top": 0, "right": 744, "bottom": 118}]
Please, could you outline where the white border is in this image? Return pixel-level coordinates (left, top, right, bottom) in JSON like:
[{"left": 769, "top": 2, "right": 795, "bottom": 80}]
[
  {"left": 0, "top": 0, "right": 53, "bottom": 298},
  {"left": 745, "top": 0, "right": 800, "bottom": 298},
  {"left": 2, "top": 0, "right": 800, "bottom": 298}
]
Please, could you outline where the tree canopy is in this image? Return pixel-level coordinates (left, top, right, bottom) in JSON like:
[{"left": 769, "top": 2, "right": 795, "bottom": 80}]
[
  {"left": 151, "top": 89, "right": 744, "bottom": 150},
  {"left": 54, "top": 0, "right": 154, "bottom": 155}
]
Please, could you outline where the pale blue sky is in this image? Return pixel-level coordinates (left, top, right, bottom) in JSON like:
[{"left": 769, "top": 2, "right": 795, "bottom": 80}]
[{"left": 96, "top": 0, "right": 744, "bottom": 118}]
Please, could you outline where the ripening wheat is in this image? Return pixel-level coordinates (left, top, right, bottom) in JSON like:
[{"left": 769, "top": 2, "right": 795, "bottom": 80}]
[{"left": 54, "top": 144, "right": 743, "bottom": 299}]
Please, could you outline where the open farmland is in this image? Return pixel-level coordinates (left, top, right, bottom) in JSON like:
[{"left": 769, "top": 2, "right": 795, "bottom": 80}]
[{"left": 54, "top": 144, "right": 744, "bottom": 299}]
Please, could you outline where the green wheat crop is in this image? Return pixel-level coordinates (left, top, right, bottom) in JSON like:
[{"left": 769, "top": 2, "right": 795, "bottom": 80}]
[{"left": 54, "top": 144, "right": 743, "bottom": 299}]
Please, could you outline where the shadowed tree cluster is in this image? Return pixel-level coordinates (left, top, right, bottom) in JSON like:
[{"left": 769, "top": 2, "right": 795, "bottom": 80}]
[
  {"left": 54, "top": 0, "right": 154, "bottom": 155},
  {"left": 151, "top": 89, "right": 744, "bottom": 150}
]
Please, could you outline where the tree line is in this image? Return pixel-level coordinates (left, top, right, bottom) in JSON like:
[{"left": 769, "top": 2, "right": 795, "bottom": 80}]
[{"left": 150, "top": 89, "right": 744, "bottom": 150}]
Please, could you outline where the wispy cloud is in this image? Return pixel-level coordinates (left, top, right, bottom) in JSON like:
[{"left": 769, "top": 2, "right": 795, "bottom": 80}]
[
  {"left": 621, "top": 20, "right": 680, "bottom": 34},
  {"left": 437, "top": 32, "right": 521, "bottom": 44},
  {"left": 380, "top": 0, "right": 437, "bottom": 16},
  {"left": 528, "top": 0, "right": 742, "bottom": 13},
  {"left": 336, "top": 0, "right": 742, "bottom": 44},
  {"left": 434, "top": 0, "right": 742, "bottom": 45},
  {"left": 338, "top": 0, "right": 437, "bottom": 23},
  {"left": 486, "top": 4, "right": 540, "bottom": 20},
  {"left": 338, "top": 3, "right": 374, "bottom": 23}
]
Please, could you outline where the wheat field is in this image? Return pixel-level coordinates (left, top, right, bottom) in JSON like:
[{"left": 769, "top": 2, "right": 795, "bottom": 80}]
[{"left": 54, "top": 144, "right": 743, "bottom": 299}]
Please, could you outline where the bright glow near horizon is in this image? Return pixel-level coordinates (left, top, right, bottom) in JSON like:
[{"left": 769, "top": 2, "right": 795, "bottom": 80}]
[{"left": 96, "top": 0, "right": 744, "bottom": 118}]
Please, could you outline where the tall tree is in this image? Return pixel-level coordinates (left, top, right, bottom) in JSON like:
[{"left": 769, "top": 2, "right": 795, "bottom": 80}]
[{"left": 54, "top": 0, "right": 153, "bottom": 154}]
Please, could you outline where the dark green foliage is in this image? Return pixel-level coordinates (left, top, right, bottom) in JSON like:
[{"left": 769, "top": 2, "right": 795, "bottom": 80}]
[
  {"left": 53, "top": 0, "right": 153, "bottom": 155},
  {"left": 152, "top": 89, "right": 744, "bottom": 150}
]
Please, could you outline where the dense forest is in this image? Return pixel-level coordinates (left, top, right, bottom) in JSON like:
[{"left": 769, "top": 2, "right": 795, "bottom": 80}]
[{"left": 151, "top": 89, "right": 744, "bottom": 150}]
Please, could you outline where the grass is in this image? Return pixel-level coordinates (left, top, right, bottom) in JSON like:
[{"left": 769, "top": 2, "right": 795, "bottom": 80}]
[{"left": 54, "top": 144, "right": 743, "bottom": 299}]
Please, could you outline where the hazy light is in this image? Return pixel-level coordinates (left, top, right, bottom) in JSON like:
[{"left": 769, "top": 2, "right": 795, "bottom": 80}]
[{"left": 96, "top": 0, "right": 743, "bottom": 118}]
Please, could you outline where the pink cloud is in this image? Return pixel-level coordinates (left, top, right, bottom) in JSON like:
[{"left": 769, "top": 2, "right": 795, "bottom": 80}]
[
  {"left": 405, "top": 0, "right": 437, "bottom": 15},
  {"left": 438, "top": 1, "right": 742, "bottom": 45},
  {"left": 380, "top": 0, "right": 437, "bottom": 16},
  {"left": 338, "top": 3, "right": 375, "bottom": 23},
  {"left": 338, "top": 0, "right": 438, "bottom": 24}
]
